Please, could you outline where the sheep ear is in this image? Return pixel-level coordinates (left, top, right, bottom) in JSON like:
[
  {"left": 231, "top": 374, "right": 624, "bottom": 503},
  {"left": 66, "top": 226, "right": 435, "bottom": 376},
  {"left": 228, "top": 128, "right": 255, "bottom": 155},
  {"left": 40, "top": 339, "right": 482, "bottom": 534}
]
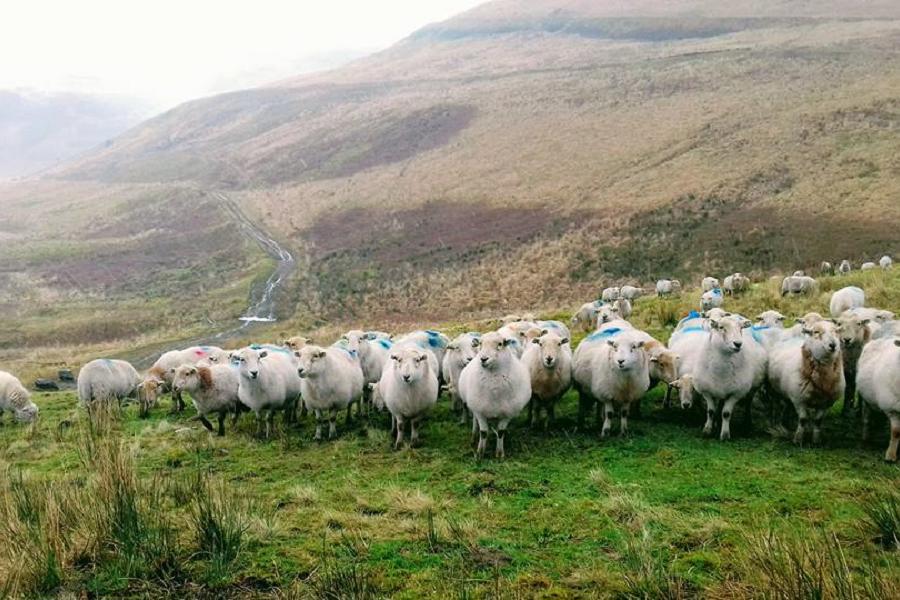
[
  {"left": 259, "top": 350, "right": 268, "bottom": 358},
  {"left": 606, "top": 339, "right": 616, "bottom": 347},
  {"left": 316, "top": 350, "right": 327, "bottom": 358},
  {"left": 294, "top": 351, "right": 301, "bottom": 358},
  {"left": 894, "top": 340, "right": 900, "bottom": 347},
  {"left": 390, "top": 354, "right": 400, "bottom": 361},
  {"left": 741, "top": 321, "right": 752, "bottom": 329},
  {"left": 708, "top": 319, "right": 719, "bottom": 329},
  {"left": 560, "top": 337, "right": 569, "bottom": 345},
  {"left": 531, "top": 337, "right": 541, "bottom": 344},
  {"left": 801, "top": 328, "right": 812, "bottom": 336},
  {"left": 636, "top": 340, "right": 646, "bottom": 348},
  {"left": 471, "top": 338, "right": 481, "bottom": 348},
  {"left": 540, "top": 328, "right": 549, "bottom": 336},
  {"left": 503, "top": 338, "right": 515, "bottom": 347},
  {"left": 650, "top": 355, "right": 659, "bottom": 363},
  {"left": 447, "top": 343, "right": 459, "bottom": 350},
  {"left": 859, "top": 318, "right": 871, "bottom": 326}
]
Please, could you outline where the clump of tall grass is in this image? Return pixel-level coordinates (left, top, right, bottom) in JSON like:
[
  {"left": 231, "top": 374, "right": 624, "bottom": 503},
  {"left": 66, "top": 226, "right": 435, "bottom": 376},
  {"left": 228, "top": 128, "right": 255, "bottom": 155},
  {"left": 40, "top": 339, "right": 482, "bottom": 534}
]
[
  {"left": 862, "top": 490, "right": 900, "bottom": 550},
  {"left": 190, "top": 474, "right": 250, "bottom": 584},
  {"left": 619, "top": 529, "right": 692, "bottom": 599}
]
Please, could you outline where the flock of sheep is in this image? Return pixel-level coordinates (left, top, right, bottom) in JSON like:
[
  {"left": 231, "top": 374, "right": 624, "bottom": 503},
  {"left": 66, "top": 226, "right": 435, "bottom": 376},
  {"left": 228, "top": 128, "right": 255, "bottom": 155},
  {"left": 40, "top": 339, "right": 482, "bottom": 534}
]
[{"left": 0, "top": 255, "right": 898, "bottom": 462}]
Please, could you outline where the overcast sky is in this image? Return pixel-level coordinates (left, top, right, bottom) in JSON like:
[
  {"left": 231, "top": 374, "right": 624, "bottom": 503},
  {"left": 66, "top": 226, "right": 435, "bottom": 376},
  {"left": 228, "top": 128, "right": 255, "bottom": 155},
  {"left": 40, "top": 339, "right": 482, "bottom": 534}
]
[{"left": 0, "top": 0, "right": 484, "bottom": 109}]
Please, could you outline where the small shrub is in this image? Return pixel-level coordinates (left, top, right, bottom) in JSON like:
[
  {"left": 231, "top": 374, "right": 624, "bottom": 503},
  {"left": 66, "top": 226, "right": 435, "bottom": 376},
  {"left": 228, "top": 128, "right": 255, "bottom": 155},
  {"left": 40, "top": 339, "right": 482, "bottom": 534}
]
[{"left": 863, "top": 490, "right": 900, "bottom": 550}]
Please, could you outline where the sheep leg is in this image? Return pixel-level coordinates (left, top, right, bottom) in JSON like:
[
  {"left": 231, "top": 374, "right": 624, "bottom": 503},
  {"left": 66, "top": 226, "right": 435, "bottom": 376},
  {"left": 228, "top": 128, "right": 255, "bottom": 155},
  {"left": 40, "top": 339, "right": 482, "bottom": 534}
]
[
  {"left": 458, "top": 402, "right": 468, "bottom": 425},
  {"left": 886, "top": 415, "right": 900, "bottom": 463},
  {"left": 254, "top": 412, "right": 263, "bottom": 437},
  {"left": 620, "top": 404, "right": 630, "bottom": 436},
  {"left": 345, "top": 402, "right": 353, "bottom": 423},
  {"left": 495, "top": 419, "right": 510, "bottom": 459},
  {"left": 702, "top": 396, "right": 716, "bottom": 436},
  {"left": 217, "top": 412, "right": 226, "bottom": 436},
  {"left": 528, "top": 397, "right": 536, "bottom": 428},
  {"left": 471, "top": 413, "right": 478, "bottom": 445},
  {"left": 198, "top": 415, "right": 214, "bottom": 432},
  {"left": 600, "top": 402, "right": 614, "bottom": 438},
  {"left": 329, "top": 408, "right": 338, "bottom": 439},
  {"left": 546, "top": 402, "right": 555, "bottom": 431},
  {"left": 391, "top": 414, "right": 398, "bottom": 438},
  {"left": 720, "top": 398, "right": 739, "bottom": 441},
  {"left": 861, "top": 399, "right": 871, "bottom": 441},
  {"left": 410, "top": 418, "right": 421, "bottom": 447},
  {"left": 842, "top": 374, "right": 856, "bottom": 416},
  {"left": 394, "top": 415, "right": 405, "bottom": 450},
  {"left": 266, "top": 410, "right": 274, "bottom": 439},
  {"left": 812, "top": 410, "right": 826, "bottom": 445},
  {"left": 314, "top": 410, "right": 323, "bottom": 441},
  {"left": 663, "top": 384, "right": 672, "bottom": 409},
  {"left": 793, "top": 406, "right": 809, "bottom": 446},
  {"left": 474, "top": 415, "right": 489, "bottom": 459}
]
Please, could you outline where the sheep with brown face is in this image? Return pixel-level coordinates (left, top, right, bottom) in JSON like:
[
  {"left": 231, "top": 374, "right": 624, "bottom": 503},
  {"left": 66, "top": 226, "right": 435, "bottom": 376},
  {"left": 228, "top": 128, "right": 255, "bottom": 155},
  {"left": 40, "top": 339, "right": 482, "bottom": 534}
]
[
  {"left": 767, "top": 321, "right": 844, "bottom": 445},
  {"left": 172, "top": 364, "right": 240, "bottom": 436},
  {"left": 521, "top": 331, "right": 572, "bottom": 430}
]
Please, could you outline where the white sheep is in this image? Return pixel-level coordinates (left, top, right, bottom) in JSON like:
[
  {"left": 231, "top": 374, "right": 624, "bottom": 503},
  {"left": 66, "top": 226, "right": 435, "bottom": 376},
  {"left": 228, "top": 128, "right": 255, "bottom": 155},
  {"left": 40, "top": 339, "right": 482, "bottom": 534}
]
[
  {"left": 756, "top": 310, "right": 786, "bottom": 329},
  {"left": 781, "top": 275, "right": 817, "bottom": 297},
  {"left": 723, "top": 273, "right": 750, "bottom": 296},
  {"left": 296, "top": 344, "right": 364, "bottom": 440},
  {"left": 536, "top": 319, "right": 572, "bottom": 341},
  {"left": 656, "top": 279, "right": 682, "bottom": 297},
  {"left": 496, "top": 321, "right": 535, "bottom": 358},
  {"left": 839, "top": 260, "right": 852, "bottom": 275},
  {"left": 857, "top": 337, "right": 900, "bottom": 461},
  {"left": 0, "top": 371, "right": 39, "bottom": 423},
  {"left": 767, "top": 321, "right": 844, "bottom": 445},
  {"left": 143, "top": 345, "right": 231, "bottom": 412},
  {"left": 595, "top": 303, "right": 628, "bottom": 327},
  {"left": 377, "top": 344, "right": 440, "bottom": 448},
  {"left": 572, "top": 301, "right": 603, "bottom": 333},
  {"left": 443, "top": 332, "right": 482, "bottom": 421},
  {"left": 614, "top": 298, "right": 633, "bottom": 320},
  {"left": 820, "top": 261, "right": 834, "bottom": 275},
  {"left": 172, "top": 364, "right": 240, "bottom": 436},
  {"left": 342, "top": 330, "right": 393, "bottom": 412},
  {"left": 880, "top": 255, "right": 893, "bottom": 270},
  {"left": 834, "top": 312, "right": 873, "bottom": 415},
  {"left": 793, "top": 270, "right": 806, "bottom": 277},
  {"left": 620, "top": 285, "right": 642, "bottom": 300},
  {"left": 844, "top": 307, "right": 895, "bottom": 324},
  {"left": 77, "top": 359, "right": 142, "bottom": 406},
  {"left": 668, "top": 324, "right": 708, "bottom": 410},
  {"left": 395, "top": 330, "right": 450, "bottom": 379},
  {"left": 861, "top": 262, "right": 876, "bottom": 271},
  {"left": 692, "top": 315, "right": 767, "bottom": 440},
  {"left": 701, "top": 277, "right": 720, "bottom": 292},
  {"left": 573, "top": 328, "right": 650, "bottom": 437},
  {"left": 829, "top": 286, "right": 865, "bottom": 318},
  {"left": 521, "top": 331, "right": 572, "bottom": 430},
  {"left": 700, "top": 288, "right": 724, "bottom": 312},
  {"left": 283, "top": 336, "right": 311, "bottom": 352},
  {"left": 458, "top": 332, "right": 531, "bottom": 458},
  {"left": 601, "top": 287, "right": 620, "bottom": 302},
  {"left": 233, "top": 346, "right": 301, "bottom": 438}
]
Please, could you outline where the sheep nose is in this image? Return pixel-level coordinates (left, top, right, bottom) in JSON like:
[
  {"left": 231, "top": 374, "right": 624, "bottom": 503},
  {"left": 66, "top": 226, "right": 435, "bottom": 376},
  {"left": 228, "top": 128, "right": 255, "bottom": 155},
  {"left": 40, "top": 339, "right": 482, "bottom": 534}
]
[
  {"left": 617, "top": 359, "right": 625, "bottom": 367},
  {"left": 480, "top": 356, "right": 489, "bottom": 365},
  {"left": 249, "top": 371, "right": 258, "bottom": 379},
  {"left": 842, "top": 338, "right": 852, "bottom": 345},
  {"left": 402, "top": 374, "right": 411, "bottom": 383},
  {"left": 297, "top": 368, "right": 305, "bottom": 378},
  {"left": 732, "top": 340, "right": 743, "bottom": 350},
  {"left": 828, "top": 341, "right": 837, "bottom": 351}
]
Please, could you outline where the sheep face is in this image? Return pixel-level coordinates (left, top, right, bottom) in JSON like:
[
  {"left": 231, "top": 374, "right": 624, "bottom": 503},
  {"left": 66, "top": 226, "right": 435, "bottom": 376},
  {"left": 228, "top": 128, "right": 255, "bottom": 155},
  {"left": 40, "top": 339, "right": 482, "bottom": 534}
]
[
  {"left": 477, "top": 332, "right": 515, "bottom": 370},
  {"left": 650, "top": 349, "right": 679, "bottom": 385},
  {"left": 531, "top": 332, "right": 569, "bottom": 369},
  {"left": 389, "top": 347, "right": 431, "bottom": 384},
  {"left": 756, "top": 310, "right": 786, "bottom": 329},
  {"left": 234, "top": 348, "right": 268, "bottom": 380},
  {"left": 801, "top": 322, "right": 841, "bottom": 362},
  {"left": 606, "top": 335, "right": 645, "bottom": 371},
  {"left": 596, "top": 304, "right": 620, "bottom": 325},
  {"left": 342, "top": 330, "right": 365, "bottom": 353},
  {"left": 524, "top": 327, "right": 544, "bottom": 344},
  {"left": 15, "top": 402, "right": 38, "bottom": 423},
  {"left": 836, "top": 315, "right": 870, "bottom": 349},
  {"left": 670, "top": 374, "right": 695, "bottom": 409},
  {"left": 294, "top": 346, "right": 328, "bottom": 379},
  {"left": 172, "top": 365, "right": 200, "bottom": 393},
  {"left": 446, "top": 334, "right": 480, "bottom": 369},
  {"left": 797, "top": 312, "right": 824, "bottom": 326},
  {"left": 708, "top": 317, "right": 751, "bottom": 354},
  {"left": 283, "top": 336, "right": 310, "bottom": 352},
  {"left": 137, "top": 378, "right": 161, "bottom": 409}
]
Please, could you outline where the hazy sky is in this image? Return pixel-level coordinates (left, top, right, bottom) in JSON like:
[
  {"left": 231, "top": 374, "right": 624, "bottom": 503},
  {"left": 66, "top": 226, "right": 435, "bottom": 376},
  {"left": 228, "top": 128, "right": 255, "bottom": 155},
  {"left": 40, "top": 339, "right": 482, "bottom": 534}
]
[{"left": 0, "top": 0, "right": 484, "bottom": 109}]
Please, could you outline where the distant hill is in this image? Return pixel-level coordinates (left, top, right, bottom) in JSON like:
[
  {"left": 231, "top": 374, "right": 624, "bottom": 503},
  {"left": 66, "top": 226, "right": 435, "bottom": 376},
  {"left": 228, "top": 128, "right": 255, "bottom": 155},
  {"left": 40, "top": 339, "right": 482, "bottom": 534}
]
[
  {"left": 3, "top": 0, "right": 900, "bottom": 347},
  {"left": 0, "top": 90, "right": 152, "bottom": 179}
]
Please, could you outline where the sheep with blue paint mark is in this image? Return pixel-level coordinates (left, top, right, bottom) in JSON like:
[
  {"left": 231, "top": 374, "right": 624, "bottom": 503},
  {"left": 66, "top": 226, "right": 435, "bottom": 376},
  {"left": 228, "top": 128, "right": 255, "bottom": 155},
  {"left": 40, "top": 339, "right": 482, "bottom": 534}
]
[
  {"left": 396, "top": 330, "right": 451, "bottom": 379},
  {"left": 0, "top": 371, "right": 39, "bottom": 424},
  {"left": 295, "top": 344, "right": 364, "bottom": 441},
  {"left": 496, "top": 321, "right": 536, "bottom": 358},
  {"left": 78, "top": 359, "right": 142, "bottom": 406},
  {"left": 342, "top": 330, "right": 393, "bottom": 413},
  {"left": 700, "top": 288, "right": 724, "bottom": 312}
]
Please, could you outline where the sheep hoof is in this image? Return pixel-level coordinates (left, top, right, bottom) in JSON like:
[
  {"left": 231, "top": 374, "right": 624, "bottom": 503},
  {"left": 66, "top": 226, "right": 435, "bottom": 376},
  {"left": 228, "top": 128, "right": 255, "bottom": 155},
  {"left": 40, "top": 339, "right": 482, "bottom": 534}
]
[{"left": 600, "top": 429, "right": 611, "bottom": 439}]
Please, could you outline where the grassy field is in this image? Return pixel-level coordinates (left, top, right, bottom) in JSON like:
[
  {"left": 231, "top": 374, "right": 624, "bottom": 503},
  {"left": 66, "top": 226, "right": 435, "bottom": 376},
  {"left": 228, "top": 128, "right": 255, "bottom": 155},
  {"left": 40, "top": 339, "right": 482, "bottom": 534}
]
[{"left": 1, "top": 269, "right": 898, "bottom": 598}]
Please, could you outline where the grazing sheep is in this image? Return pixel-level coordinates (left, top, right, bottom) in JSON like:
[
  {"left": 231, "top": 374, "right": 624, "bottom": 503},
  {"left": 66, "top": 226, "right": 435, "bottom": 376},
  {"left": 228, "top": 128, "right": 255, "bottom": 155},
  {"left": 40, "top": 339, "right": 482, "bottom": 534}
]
[
  {"left": 620, "top": 285, "right": 642, "bottom": 300},
  {"left": 839, "top": 260, "right": 852, "bottom": 275},
  {"left": 377, "top": 344, "right": 440, "bottom": 448},
  {"left": 296, "top": 344, "right": 364, "bottom": 440},
  {"left": 144, "top": 346, "right": 230, "bottom": 412},
  {"left": 0, "top": 371, "right": 39, "bottom": 424},
  {"left": 767, "top": 321, "right": 844, "bottom": 445},
  {"left": 573, "top": 328, "right": 650, "bottom": 437},
  {"left": 656, "top": 279, "right": 682, "bottom": 297},
  {"left": 861, "top": 262, "right": 876, "bottom": 271},
  {"left": 172, "top": 364, "right": 240, "bottom": 436},
  {"left": 521, "top": 331, "right": 572, "bottom": 429},
  {"left": 234, "top": 347, "right": 302, "bottom": 438},
  {"left": 700, "top": 288, "right": 724, "bottom": 312},
  {"left": 834, "top": 312, "right": 873, "bottom": 415},
  {"left": 692, "top": 315, "right": 767, "bottom": 440},
  {"left": 880, "top": 255, "right": 893, "bottom": 270},
  {"left": 781, "top": 275, "right": 817, "bottom": 297},
  {"left": 829, "top": 286, "right": 865, "bottom": 318},
  {"left": 572, "top": 301, "right": 603, "bottom": 333},
  {"left": 820, "top": 261, "right": 834, "bottom": 275},
  {"left": 458, "top": 332, "right": 531, "bottom": 458},
  {"left": 857, "top": 337, "right": 900, "bottom": 461},
  {"left": 443, "top": 333, "right": 482, "bottom": 421},
  {"left": 77, "top": 359, "right": 142, "bottom": 405},
  {"left": 601, "top": 287, "right": 621, "bottom": 302},
  {"left": 723, "top": 273, "right": 750, "bottom": 296},
  {"left": 396, "top": 330, "right": 451, "bottom": 378},
  {"left": 701, "top": 277, "right": 720, "bottom": 292}
]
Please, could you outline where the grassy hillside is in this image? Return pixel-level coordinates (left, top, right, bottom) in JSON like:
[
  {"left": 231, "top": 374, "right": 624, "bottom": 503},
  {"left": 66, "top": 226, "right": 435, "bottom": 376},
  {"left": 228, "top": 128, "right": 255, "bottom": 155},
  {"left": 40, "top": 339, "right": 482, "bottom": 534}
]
[{"left": 1, "top": 269, "right": 899, "bottom": 598}]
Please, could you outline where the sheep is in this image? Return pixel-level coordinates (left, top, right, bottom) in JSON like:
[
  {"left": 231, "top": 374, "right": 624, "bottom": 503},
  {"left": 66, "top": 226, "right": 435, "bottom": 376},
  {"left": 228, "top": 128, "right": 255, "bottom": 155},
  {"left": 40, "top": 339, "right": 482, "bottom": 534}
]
[
  {"left": 595, "top": 303, "right": 627, "bottom": 327},
  {"left": 861, "top": 262, "right": 876, "bottom": 271},
  {"left": 396, "top": 330, "right": 451, "bottom": 378},
  {"left": 443, "top": 332, "right": 481, "bottom": 421},
  {"left": 880, "top": 255, "right": 893, "bottom": 270},
  {"left": 820, "top": 261, "right": 834, "bottom": 275},
  {"left": 376, "top": 344, "right": 440, "bottom": 448},
  {"left": 573, "top": 328, "right": 650, "bottom": 437},
  {"left": 767, "top": 321, "right": 844, "bottom": 445},
  {"left": 458, "top": 332, "right": 531, "bottom": 458},
  {"left": 77, "top": 359, "right": 142, "bottom": 406},
  {"left": 601, "top": 287, "right": 620, "bottom": 302},
  {"left": 701, "top": 277, "right": 720, "bottom": 292},
  {"left": 614, "top": 298, "right": 633, "bottom": 320},
  {"left": 793, "top": 270, "right": 806, "bottom": 277},
  {"left": 656, "top": 279, "right": 682, "bottom": 297},
  {"left": 700, "top": 288, "right": 724, "bottom": 312},
  {"left": 829, "top": 286, "right": 865, "bottom": 318},
  {"left": 342, "top": 330, "right": 393, "bottom": 414},
  {"left": 839, "top": 260, "right": 852, "bottom": 275},
  {"left": 845, "top": 307, "right": 895, "bottom": 324},
  {"left": 668, "top": 325, "right": 707, "bottom": 410},
  {"left": 496, "top": 321, "right": 535, "bottom": 358},
  {"left": 620, "top": 285, "right": 642, "bottom": 300},
  {"left": 781, "top": 276, "right": 817, "bottom": 297},
  {"left": 0, "top": 371, "right": 39, "bottom": 424},
  {"left": 296, "top": 344, "right": 364, "bottom": 441},
  {"left": 691, "top": 315, "right": 767, "bottom": 440},
  {"left": 283, "top": 336, "right": 311, "bottom": 351},
  {"left": 572, "top": 301, "right": 603, "bottom": 333},
  {"left": 870, "top": 320, "right": 900, "bottom": 341},
  {"left": 233, "top": 346, "right": 302, "bottom": 438},
  {"left": 723, "top": 273, "right": 750, "bottom": 296},
  {"left": 756, "top": 310, "right": 786, "bottom": 329},
  {"left": 144, "top": 345, "right": 231, "bottom": 413},
  {"left": 857, "top": 337, "right": 900, "bottom": 461},
  {"left": 171, "top": 364, "right": 240, "bottom": 436},
  {"left": 536, "top": 320, "right": 572, "bottom": 341},
  {"left": 834, "top": 312, "right": 873, "bottom": 415},
  {"left": 521, "top": 331, "right": 572, "bottom": 430}
]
